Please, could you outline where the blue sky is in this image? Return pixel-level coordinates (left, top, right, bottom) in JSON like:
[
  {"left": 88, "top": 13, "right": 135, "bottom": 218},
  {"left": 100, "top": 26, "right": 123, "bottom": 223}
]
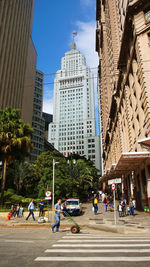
[{"left": 32, "top": 0, "right": 99, "bottom": 134}]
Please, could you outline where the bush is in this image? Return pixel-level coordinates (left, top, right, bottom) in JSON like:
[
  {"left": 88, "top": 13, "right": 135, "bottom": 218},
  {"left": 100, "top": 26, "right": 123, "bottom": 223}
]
[
  {"left": 4, "top": 188, "right": 15, "bottom": 198},
  {"left": 10, "top": 194, "right": 23, "bottom": 204}
]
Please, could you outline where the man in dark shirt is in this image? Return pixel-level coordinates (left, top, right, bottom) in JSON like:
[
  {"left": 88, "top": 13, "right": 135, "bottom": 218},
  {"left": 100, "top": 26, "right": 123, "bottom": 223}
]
[{"left": 39, "top": 199, "right": 45, "bottom": 217}]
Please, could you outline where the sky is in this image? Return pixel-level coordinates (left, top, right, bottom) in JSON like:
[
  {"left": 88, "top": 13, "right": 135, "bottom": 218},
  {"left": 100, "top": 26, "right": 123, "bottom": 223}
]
[{"left": 32, "top": 0, "right": 99, "bottom": 134}]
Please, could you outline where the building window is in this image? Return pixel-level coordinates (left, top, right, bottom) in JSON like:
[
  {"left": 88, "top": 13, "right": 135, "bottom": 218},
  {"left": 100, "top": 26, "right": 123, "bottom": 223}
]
[{"left": 145, "top": 9, "right": 150, "bottom": 23}]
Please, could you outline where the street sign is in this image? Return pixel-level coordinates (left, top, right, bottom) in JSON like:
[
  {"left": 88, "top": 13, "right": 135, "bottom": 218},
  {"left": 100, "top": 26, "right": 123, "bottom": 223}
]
[
  {"left": 111, "top": 183, "right": 116, "bottom": 191},
  {"left": 45, "top": 190, "right": 52, "bottom": 197},
  {"left": 108, "top": 178, "right": 121, "bottom": 185},
  {"left": 45, "top": 196, "right": 51, "bottom": 200}
]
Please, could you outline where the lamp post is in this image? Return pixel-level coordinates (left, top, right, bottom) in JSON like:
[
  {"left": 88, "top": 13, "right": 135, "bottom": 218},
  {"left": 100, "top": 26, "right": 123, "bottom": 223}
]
[
  {"left": 52, "top": 159, "right": 59, "bottom": 222},
  {"left": 67, "top": 151, "right": 76, "bottom": 197}
]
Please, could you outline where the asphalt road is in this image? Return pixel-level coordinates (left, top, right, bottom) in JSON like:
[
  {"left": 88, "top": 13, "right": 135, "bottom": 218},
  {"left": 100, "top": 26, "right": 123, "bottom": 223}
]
[{"left": 0, "top": 228, "right": 150, "bottom": 267}]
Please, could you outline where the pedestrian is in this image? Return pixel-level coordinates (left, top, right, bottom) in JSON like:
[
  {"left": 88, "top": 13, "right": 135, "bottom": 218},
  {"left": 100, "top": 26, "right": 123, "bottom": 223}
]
[
  {"left": 118, "top": 201, "right": 123, "bottom": 217},
  {"left": 39, "top": 198, "right": 45, "bottom": 217},
  {"left": 103, "top": 196, "right": 108, "bottom": 212},
  {"left": 109, "top": 195, "right": 113, "bottom": 210},
  {"left": 93, "top": 196, "right": 98, "bottom": 215},
  {"left": 87, "top": 194, "right": 90, "bottom": 202},
  {"left": 19, "top": 205, "right": 24, "bottom": 217},
  {"left": 127, "top": 204, "right": 130, "bottom": 215},
  {"left": 26, "top": 199, "right": 35, "bottom": 221},
  {"left": 121, "top": 199, "right": 126, "bottom": 217},
  {"left": 130, "top": 199, "right": 135, "bottom": 216},
  {"left": 10, "top": 205, "right": 15, "bottom": 217},
  {"left": 51, "top": 199, "right": 63, "bottom": 233},
  {"left": 62, "top": 200, "right": 67, "bottom": 216},
  {"left": 16, "top": 204, "right": 20, "bottom": 217},
  {"left": 102, "top": 192, "right": 105, "bottom": 203}
]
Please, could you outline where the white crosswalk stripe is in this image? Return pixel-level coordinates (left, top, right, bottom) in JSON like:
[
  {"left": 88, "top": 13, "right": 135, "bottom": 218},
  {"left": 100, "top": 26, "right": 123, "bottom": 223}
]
[{"left": 34, "top": 231, "right": 150, "bottom": 262}]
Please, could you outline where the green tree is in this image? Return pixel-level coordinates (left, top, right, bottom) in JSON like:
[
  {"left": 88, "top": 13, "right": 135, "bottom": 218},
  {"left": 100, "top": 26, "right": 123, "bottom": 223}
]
[
  {"left": 6, "top": 160, "right": 36, "bottom": 196},
  {"left": 34, "top": 150, "right": 71, "bottom": 199},
  {"left": 70, "top": 158, "right": 98, "bottom": 199},
  {"left": 0, "top": 107, "right": 33, "bottom": 206},
  {"left": 34, "top": 151, "right": 98, "bottom": 201}
]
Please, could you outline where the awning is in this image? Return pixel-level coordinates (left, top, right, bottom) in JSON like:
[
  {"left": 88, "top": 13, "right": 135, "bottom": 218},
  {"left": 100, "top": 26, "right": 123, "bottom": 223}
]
[
  {"left": 115, "top": 152, "right": 150, "bottom": 171},
  {"left": 138, "top": 137, "right": 150, "bottom": 148},
  {"left": 99, "top": 151, "right": 150, "bottom": 183}
]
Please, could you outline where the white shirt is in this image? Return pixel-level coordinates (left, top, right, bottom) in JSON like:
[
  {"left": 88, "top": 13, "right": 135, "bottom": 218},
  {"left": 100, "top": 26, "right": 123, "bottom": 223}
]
[
  {"left": 28, "top": 202, "right": 35, "bottom": 210},
  {"left": 119, "top": 205, "right": 122, "bottom": 212}
]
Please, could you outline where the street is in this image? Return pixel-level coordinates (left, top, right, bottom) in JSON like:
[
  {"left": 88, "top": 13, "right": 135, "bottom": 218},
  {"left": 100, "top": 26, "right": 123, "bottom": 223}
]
[{"left": 0, "top": 228, "right": 150, "bottom": 267}]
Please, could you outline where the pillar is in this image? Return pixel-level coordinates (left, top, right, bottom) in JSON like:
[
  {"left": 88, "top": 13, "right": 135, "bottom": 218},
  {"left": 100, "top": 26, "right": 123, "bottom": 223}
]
[{"left": 145, "top": 164, "right": 150, "bottom": 209}]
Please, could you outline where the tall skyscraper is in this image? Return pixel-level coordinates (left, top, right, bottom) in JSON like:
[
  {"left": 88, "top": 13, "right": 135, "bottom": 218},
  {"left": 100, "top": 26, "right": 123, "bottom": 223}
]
[
  {"left": 0, "top": 0, "right": 36, "bottom": 125},
  {"left": 48, "top": 43, "right": 100, "bottom": 170},
  {"left": 31, "top": 70, "right": 45, "bottom": 162}
]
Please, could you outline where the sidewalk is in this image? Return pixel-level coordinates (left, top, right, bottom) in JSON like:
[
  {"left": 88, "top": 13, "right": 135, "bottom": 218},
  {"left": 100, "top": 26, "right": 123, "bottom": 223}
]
[{"left": 0, "top": 202, "right": 150, "bottom": 233}]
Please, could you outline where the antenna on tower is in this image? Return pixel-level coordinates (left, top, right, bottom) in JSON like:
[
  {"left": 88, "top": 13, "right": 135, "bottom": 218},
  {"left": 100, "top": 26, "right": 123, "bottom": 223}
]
[{"left": 72, "top": 32, "right": 77, "bottom": 42}]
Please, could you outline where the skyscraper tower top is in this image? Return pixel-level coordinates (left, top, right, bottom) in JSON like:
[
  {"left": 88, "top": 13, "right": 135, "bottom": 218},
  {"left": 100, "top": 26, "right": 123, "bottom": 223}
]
[{"left": 70, "top": 42, "right": 77, "bottom": 50}]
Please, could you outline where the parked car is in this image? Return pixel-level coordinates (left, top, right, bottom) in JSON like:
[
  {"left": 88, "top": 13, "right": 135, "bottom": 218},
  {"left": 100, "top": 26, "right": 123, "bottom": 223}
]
[{"left": 62, "top": 198, "right": 82, "bottom": 216}]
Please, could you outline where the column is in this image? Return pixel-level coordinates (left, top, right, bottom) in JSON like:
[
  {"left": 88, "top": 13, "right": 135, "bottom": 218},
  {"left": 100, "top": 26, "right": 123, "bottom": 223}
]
[{"left": 145, "top": 164, "right": 150, "bottom": 210}]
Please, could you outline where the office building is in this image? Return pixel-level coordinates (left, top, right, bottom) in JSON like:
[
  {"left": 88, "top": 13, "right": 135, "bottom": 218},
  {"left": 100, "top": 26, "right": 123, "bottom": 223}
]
[
  {"left": 0, "top": 0, "right": 36, "bottom": 125},
  {"left": 49, "top": 43, "right": 101, "bottom": 170},
  {"left": 96, "top": 0, "right": 150, "bottom": 209},
  {"left": 42, "top": 112, "right": 53, "bottom": 140},
  {"left": 31, "top": 70, "right": 45, "bottom": 162}
]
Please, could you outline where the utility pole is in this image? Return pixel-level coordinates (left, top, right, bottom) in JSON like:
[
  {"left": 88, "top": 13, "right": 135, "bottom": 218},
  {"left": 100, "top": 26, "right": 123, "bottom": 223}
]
[{"left": 52, "top": 159, "right": 59, "bottom": 222}]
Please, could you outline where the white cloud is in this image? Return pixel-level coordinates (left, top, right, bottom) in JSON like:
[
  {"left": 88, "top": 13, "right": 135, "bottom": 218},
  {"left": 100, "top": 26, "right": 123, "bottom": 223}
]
[
  {"left": 74, "top": 20, "right": 99, "bottom": 107},
  {"left": 75, "top": 20, "right": 98, "bottom": 69},
  {"left": 43, "top": 86, "right": 53, "bottom": 114},
  {"left": 80, "top": 0, "right": 93, "bottom": 7},
  {"left": 43, "top": 97, "right": 53, "bottom": 114}
]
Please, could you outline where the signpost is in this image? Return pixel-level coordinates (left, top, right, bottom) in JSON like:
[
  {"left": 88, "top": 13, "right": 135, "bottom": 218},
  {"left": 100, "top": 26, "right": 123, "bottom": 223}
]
[
  {"left": 112, "top": 183, "right": 116, "bottom": 225},
  {"left": 45, "top": 191, "right": 52, "bottom": 222},
  {"left": 45, "top": 191, "right": 52, "bottom": 198},
  {"left": 108, "top": 178, "right": 121, "bottom": 185}
]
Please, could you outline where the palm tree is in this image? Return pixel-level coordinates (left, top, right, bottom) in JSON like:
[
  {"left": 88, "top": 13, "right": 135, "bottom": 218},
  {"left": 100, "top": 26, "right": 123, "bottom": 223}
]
[{"left": 0, "top": 107, "right": 33, "bottom": 206}]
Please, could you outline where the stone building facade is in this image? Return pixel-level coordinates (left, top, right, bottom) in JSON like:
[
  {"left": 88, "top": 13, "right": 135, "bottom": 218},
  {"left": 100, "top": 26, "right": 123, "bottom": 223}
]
[{"left": 96, "top": 0, "right": 150, "bottom": 209}]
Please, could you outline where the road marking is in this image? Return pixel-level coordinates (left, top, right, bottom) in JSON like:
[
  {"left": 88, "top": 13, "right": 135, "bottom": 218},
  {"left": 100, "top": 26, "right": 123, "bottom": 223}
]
[
  {"left": 63, "top": 236, "right": 150, "bottom": 239},
  {"left": 4, "top": 239, "right": 34, "bottom": 244},
  {"left": 45, "top": 248, "right": 150, "bottom": 253},
  {"left": 35, "top": 256, "right": 150, "bottom": 262},
  {"left": 57, "top": 239, "right": 150, "bottom": 243},
  {"left": 53, "top": 243, "right": 150, "bottom": 247}
]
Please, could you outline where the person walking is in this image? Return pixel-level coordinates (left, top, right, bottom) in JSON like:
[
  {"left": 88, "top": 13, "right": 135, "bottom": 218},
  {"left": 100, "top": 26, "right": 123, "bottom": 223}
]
[
  {"left": 26, "top": 200, "right": 35, "bottom": 221},
  {"left": 16, "top": 204, "right": 20, "bottom": 217},
  {"left": 51, "top": 199, "right": 63, "bottom": 233},
  {"left": 93, "top": 196, "right": 98, "bottom": 215},
  {"left": 130, "top": 199, "right": 135, "bottom": 216},
  {"left": 19, "top": 205, "right": 24, "bottom": 217},
  {"left": 39, "top": 198, "right": 45, "bottom": 217},
  {"left": 102, "top": 192, "right": 105, "bottom": 203},
  {"left": 103, "top": 196, "right": 108, "bottom": 212},
  {"left": 118, "top": 201, "right": 123, "bottom": 217}
]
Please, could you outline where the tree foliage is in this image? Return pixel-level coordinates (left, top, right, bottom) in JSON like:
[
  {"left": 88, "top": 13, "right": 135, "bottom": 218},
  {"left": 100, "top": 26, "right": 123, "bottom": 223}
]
[
  {"left": 34, "top": 150, "right": 98, "bottom": 201},
  {"left": 0, "top": 107, "right": 33, "bottom": 205}
]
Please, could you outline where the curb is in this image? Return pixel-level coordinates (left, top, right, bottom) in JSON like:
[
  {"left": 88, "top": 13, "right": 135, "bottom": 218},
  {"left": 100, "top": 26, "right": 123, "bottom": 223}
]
[{"left": 0, "top": 222, "right": 149, "bottom": 234}]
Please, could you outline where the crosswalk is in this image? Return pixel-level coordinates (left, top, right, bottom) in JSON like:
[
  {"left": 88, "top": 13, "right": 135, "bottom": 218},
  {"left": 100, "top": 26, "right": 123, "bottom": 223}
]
[{"left": 35, "top": 230, "right": 150, "bottom": 263}]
